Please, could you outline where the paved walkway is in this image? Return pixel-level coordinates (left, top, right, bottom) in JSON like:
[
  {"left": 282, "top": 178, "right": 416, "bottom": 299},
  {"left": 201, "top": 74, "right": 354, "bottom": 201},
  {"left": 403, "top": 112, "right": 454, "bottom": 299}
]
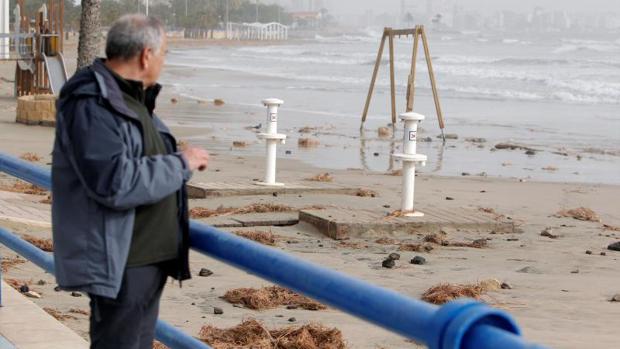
[
  {"left": 0, "top": 192, "right": 50, "bottom": 228},
  {"left": 0, "top": 281, "right": 88, "bottom": 349}
]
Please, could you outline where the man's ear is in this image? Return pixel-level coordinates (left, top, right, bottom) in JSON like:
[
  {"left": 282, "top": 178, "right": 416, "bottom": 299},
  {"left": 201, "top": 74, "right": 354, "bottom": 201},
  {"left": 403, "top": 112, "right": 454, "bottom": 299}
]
[{"left": 140, "top": 48, "right": 152, "bottom": 70}]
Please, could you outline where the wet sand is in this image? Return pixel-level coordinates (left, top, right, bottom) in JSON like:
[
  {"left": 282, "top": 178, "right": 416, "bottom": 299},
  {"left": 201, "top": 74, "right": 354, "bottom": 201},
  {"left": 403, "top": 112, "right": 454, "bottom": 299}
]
[{"left": 1, "top": 40, "right": 620, "bottom": 349}]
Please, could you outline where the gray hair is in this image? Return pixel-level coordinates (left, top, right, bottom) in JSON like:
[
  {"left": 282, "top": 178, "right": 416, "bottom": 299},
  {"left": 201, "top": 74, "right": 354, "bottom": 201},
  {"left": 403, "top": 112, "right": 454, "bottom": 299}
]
[{"left": 105, "top": 14, "right": 164, "bottom": 61}]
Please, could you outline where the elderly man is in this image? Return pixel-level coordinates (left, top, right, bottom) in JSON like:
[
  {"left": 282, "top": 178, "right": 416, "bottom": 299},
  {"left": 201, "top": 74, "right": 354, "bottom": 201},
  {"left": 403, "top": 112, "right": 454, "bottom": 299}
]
[{"left": 51, "top": 15, "right": 209, "bottom": 349}]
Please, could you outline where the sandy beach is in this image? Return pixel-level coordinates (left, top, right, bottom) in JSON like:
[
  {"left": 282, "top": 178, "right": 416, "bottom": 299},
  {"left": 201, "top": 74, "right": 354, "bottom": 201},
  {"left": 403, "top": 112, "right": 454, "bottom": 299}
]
[{"left": 1, "top": 36, "right": 619, "bottom": 349}]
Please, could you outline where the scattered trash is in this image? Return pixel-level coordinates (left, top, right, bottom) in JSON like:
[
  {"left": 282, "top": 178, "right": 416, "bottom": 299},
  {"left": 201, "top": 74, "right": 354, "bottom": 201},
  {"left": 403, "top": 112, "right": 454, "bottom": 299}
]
[
  {"left": 44, "top": 307, "right": 77, "bottom": 321},
  {"left": 199, "top": 268, "right": 214, "bottom": 277},
  {"left": 298, "top": 138, "right": 320, "bottom": 148},
  {"left": 22, "top": 234, "right": 53, "bottom": 252},
  {"left": 170, "top": 97, "right": 178, "bottom": 104},
  {"left": 20, "top": 152, "right": 41, "bottom": 162},
  {"left": 198, "top": 319, "right": 346, "bottom": 349},
  {"left": 306, "top": 173, "right": 333, "bottom": 182},
  {"left": 233, "top": 141, "right": 248, "bottom": 148},
  {"left": 540, "top": 228, "right": 559, "bottom": 239},
  {"left": 19, "top": 284, "right": 30, "bottom": 293},
  {"left": 234, "top": 230, "right": 278, "bottom": 246},
  {"left": 355, "top": 188, "right": 377, "bottom": 197},
  {"left": 24, "top": 290, "right": 42, "bottom": 298},
  {"left": 421, "top": 279, "right": 501, "bottom": 305},
  {"left": 555, "top": 207, "right": 601, "bottom": 222},
  {"left": 222, "top": 286, "right": 326, "bottom": 311},
  {"left": 214, "top": 307, "right": 224, "bottom": 315}
]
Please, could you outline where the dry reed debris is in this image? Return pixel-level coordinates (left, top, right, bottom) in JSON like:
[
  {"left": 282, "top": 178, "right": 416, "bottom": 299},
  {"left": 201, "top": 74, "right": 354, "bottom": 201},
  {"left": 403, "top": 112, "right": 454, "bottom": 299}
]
[
  {"left": 555, "top": 207, "right": 601, "bottom": 222},
  {"left": 306, "top": 173, "right": 333, "bottom": 182},
  {"left": 222, "top": 286, "right": 326, "bottom": 311},
  {"left": 234, "top": 230, "right": 278, "bottom": 246},
  {"left": 22, "top": 234, "right": 53, "bottom": 252},
  {"left": 1, "top": 256, "right": 25, "bottom": 272},
  {"left": 298, "top": 138, "right": 320, "bottom": 148},
  {"left": 198, "top": 319, "right": 346, "bottom": 349},
  {"left": 421, "top": 279, "right": 502, "bottom": 305},
  {"left": 0, "top": 181, "right": 47, "bottom": 195},
  {"left": 20, "top": 152, "right": 41, "bottom": 162}
]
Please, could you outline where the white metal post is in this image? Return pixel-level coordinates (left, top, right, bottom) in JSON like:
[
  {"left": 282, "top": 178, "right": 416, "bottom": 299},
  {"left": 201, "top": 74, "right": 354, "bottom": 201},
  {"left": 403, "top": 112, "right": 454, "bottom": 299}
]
[
  {"left": 256, "top": 98, "right": 286, "bottom": 186},
  {"left": 392, "top": 112, "right": 427, "bottom": 217},
  {"left": 1, "top": 0, "right": 9, "bottom": 59}
]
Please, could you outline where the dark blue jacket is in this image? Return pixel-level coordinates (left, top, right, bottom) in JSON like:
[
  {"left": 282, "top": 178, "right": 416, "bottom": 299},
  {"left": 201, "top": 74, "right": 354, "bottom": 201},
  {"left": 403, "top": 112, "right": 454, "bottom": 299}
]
[{"left": 51, "top": 59, "right": 193, "bottom": 298}]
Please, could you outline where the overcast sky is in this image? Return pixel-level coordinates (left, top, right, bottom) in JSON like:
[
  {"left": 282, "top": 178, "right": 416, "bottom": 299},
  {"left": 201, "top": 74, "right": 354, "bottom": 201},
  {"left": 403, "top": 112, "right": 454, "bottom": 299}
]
[{"left": 324, "top": 0, "right": 620, "bottom": 15}]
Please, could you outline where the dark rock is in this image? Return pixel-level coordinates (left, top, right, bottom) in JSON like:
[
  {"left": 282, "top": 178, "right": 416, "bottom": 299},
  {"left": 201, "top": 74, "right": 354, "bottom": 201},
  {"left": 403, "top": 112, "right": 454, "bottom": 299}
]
[
  {"left": 382, "top": 258, "right": 396, "bottom": 269},
  {"left": 213, "top": 307, "right": 223, "bottom": 315},
  {"left": 388, "top": 253, "right": 401, "bottom": 260},
  {"left": 275, "top": 314, "right": 284, "bottom": 318},
  {"left": 608, "top": 242, "right": 620, "bottom": 251},
  {"left": 421, "top": 137, "right": 433, "bottom": 142},
  {"left": 286, "top": 305, "right": 298, "bottom": 310},
  {"left": 71, "top": 291, "right": 82, "bottom": 297},
  {"left": 288, "top": 317, "right": 297, "bottom": 322},
  {"left": 373, "top": 152, "right": 379, "bottom": 156},
  {"left": 272, "top": 192, "right": 278, "bottom": 197},
  {"left": 318, "top": 244, "right": 324, "bottom": 247},
  {"left": 285, "top": 150, "right": 292, "bottom": 155},
  {"left": 199, "top": 268, "right": 214, "bottom": 277},
  {"left": 37, "top": 280, "right": 46, "bottom": 286},
  {"left": 19, "top": 285, "right": 29, "bottom": 293},
  {"left": 507, "top": 238, "right": 519, "bottom": 242},
  {"left": 611, "top": 294, "right": 620, "bottom": 302},
  {"left": 480, "top": 190, "right": 486, "bottom": 193},
  {"left": 525, "top": 150, "right": 536, "bottom": 155},
  {"left": 410, "top": 256, "right": 426, "bottom": 265},
  {"left": 600, "top": 252, "right": 607, "bottom": 256},
  {"left": 461, "top": 172, "right": 470, "bottom": 176},
  {"left": 571, "top": 269, "right": 579, "bottom": 274},
  {"left": 465, "top": 137, "right": 486, "bottom": 143},
  {"left": 501, "top": 282, "right": 512, "bottom": 290},
  {"left": 191, "top": 302, "right": 196, "bottom": 306},
  {"left": 586, "top": 250, "right": 593, "bottom": 255},
  {"left": 445, "top": 197, "right": 455, "bottom": 200},
  {"left": 54, "top": 286, "right": 61, "bottom": 292},
  {"left": 383, "top": 204, "right": 391, "bottom": 208}
]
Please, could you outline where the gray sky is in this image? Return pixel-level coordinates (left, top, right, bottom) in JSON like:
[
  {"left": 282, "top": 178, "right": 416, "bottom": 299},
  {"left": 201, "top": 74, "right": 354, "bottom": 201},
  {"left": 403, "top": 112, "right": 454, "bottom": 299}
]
[{"left": 325, "top": 0, "right": 620, "bottom": 15}]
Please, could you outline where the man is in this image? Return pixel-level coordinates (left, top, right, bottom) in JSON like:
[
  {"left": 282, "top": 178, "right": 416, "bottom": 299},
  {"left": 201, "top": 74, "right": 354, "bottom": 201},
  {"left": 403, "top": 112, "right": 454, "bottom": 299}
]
[{"left": 51, "top": 14, "right": 209, "bottom": 349}]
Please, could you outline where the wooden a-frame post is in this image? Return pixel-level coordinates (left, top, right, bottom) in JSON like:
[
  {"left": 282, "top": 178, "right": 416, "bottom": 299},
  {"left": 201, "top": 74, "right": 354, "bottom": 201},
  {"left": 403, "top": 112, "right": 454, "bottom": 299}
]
[{"left": 361, "top": 25, "right": 446, "bottom": 140}]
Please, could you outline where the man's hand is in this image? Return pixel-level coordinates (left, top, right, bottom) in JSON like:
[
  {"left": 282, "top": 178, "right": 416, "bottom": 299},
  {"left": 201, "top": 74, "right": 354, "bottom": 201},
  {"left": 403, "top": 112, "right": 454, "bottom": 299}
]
[{"left": 182, "top": 146, "right": 209, "bottom": 172}]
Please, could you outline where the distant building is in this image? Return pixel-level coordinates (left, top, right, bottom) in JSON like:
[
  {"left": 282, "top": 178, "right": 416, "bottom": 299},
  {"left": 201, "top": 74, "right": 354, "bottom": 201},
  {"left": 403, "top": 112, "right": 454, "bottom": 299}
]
[{"left": 289, "top": 11, "right": 321, "bottom": 28}]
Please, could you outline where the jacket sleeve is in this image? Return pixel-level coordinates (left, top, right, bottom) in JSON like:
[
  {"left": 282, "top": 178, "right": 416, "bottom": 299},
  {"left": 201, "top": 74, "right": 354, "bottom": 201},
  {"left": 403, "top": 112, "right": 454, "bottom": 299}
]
[{"left": 65, "top": 98, "right": 193, "bottom": 210}]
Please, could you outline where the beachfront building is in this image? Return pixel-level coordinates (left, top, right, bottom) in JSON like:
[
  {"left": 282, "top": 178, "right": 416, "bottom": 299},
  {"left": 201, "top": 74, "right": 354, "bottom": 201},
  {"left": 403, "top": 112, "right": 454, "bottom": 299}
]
[{"left": 226, "top": 22, "right": 289, "bottom": 41}]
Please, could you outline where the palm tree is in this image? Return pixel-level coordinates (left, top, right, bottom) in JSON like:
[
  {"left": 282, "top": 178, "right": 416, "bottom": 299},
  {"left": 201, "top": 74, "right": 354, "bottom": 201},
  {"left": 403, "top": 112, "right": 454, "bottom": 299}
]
[{"left": 77, "top": 0, "right": 102, "bottom": 70}]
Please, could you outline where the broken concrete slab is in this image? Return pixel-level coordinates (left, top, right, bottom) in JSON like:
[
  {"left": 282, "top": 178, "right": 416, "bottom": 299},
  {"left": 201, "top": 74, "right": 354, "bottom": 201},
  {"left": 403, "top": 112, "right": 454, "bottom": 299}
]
[
  {"left": 186, "top": 181, "right": 363, "bottom": 199},
  {"left": 299, "top": 207, "right": 514, "bottom": 240}
]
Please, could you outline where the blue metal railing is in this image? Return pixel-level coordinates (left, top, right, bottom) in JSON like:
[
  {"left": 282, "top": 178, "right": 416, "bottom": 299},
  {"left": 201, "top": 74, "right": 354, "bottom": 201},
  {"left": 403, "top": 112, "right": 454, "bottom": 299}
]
[{"left": 0, "top": 153, "right": 549, "bottom": 349}]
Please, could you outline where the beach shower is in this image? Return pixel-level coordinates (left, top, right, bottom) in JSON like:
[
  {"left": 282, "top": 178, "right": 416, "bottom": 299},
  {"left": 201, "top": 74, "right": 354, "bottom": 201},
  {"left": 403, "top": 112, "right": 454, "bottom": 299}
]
[
  {"left": 256, "top": 98, "right": 287, "bottom": 186},
  {"left": 393, "top": 112, "right": 427, "bottom": 216}
]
